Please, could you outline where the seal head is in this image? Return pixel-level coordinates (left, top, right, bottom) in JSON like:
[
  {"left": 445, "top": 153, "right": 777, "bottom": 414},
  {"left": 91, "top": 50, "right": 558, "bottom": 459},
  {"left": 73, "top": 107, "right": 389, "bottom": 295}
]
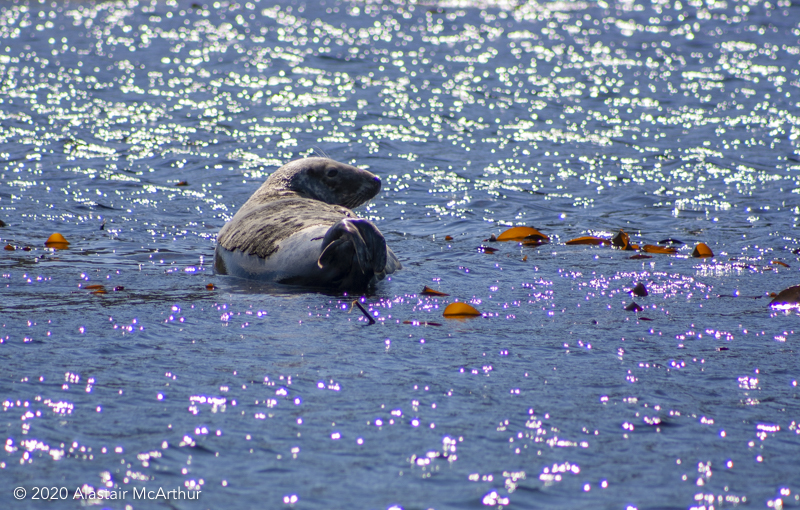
[{"left": 243, "top": 157, "right": 381, "bottom": 210}]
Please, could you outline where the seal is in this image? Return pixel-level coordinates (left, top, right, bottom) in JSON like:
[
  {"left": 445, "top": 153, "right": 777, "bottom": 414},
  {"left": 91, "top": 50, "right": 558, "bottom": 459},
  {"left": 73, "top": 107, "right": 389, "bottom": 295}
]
[{"left": 214, "top": 157, "right": 401, "bottom": 290}]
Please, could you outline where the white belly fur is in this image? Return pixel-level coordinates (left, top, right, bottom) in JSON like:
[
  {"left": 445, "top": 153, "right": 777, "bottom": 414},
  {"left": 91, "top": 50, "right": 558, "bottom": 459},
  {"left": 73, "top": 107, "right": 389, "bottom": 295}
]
[{"left": 216, "top": 225, "right": 330, "bottom": 281}]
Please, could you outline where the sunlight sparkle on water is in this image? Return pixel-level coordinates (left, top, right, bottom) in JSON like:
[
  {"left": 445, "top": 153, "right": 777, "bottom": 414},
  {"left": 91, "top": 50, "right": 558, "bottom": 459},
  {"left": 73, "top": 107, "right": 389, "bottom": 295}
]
[{"left": 1, "top": 0, "right": 799, "bottom": 508}]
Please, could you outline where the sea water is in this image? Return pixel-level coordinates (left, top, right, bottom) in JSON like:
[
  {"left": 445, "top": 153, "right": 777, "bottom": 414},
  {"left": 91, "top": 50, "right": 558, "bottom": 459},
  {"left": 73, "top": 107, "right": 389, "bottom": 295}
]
[{"left": 1, "top": 0, "right": 799, "bottom": 508}]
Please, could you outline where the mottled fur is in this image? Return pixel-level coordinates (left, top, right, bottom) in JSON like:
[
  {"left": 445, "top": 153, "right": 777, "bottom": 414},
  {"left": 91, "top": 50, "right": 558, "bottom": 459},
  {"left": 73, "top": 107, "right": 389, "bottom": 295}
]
[{"left": 216, "top": 198, "right": 354, "bottom": 259}]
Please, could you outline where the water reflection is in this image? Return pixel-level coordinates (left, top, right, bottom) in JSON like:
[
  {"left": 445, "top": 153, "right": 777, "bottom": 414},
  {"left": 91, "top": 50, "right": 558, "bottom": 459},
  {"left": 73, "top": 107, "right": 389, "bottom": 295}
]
[{"left": 2, "top": 0, "right": 800, "bottom": 508}]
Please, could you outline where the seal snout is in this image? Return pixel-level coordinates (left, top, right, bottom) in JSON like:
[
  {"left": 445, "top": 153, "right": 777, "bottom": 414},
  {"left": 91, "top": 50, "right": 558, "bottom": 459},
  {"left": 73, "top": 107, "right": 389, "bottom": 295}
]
[{"left": 352, "top": 172, "right": 381, "bottom": 209}]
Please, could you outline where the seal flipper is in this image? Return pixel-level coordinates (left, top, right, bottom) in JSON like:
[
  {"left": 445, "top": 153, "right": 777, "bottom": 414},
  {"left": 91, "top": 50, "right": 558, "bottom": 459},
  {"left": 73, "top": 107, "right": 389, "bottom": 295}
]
[
  {"left": 214, "top": 244, "right": 229, "bottom": 275},
  {"left": 383, "top": 246, "right": 402, "bottom": 275},
  {"left": 317, "top": 218, "right": 387, "bottom": 286}
]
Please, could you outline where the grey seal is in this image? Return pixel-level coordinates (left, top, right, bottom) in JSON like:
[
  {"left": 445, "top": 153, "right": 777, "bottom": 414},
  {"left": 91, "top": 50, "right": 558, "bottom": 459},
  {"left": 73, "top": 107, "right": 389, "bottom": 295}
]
[{"left": 214, "top": 157, "right": 401, "bottom": 290}]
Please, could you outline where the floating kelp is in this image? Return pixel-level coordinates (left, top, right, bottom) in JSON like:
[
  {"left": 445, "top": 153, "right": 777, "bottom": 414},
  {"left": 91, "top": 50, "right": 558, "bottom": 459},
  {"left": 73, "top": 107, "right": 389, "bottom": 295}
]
[
  {"left": 565, "top": 236, "right": 610, "bottom": 246},
  {"left": 403, "top": 320, "right": 442, "bottom": 326},
  {"left": 495, "top": 226, "right": 549, "bottom": 242},
  {"left": 612, "top": 230, "right": 637, "bottom": 250},
  {"left": 630, "top": 282, "right": 648, "bottom": 297},
  {"left": 625, "top": 302, "right": 643, "bottom": 312},
  {"left": 421, "top": 286, "right": 449, "bottom": 296},
  {"left": 353, "top": 300, "right": 376, "bottom": 325},
  {"left": 642, "top": 245, "right": 677, "bottom": 255},
  {"left": 692, "top": 243, "right": 714, "bottom": 258},
  {"left": 45, "top": 233, "right": 69, "bottom": 249},
  {"left": 521, "top": 239, "right": 546, "bottom": 247},
  {"left": 443, "top": 302, "right": 481, "bottom": 317}
]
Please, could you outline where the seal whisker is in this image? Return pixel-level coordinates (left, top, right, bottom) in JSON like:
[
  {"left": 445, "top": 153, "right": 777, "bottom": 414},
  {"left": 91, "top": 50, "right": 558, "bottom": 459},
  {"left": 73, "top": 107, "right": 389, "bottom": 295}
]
[{"left": 310, "top": 146, "right": 331, "bottom": 159}]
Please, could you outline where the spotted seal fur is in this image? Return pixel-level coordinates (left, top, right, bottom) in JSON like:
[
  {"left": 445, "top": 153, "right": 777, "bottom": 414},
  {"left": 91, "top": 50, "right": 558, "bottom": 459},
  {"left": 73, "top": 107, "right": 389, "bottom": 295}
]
[{"left": 214, "top": 157, "right": 400, "bottom": 289}]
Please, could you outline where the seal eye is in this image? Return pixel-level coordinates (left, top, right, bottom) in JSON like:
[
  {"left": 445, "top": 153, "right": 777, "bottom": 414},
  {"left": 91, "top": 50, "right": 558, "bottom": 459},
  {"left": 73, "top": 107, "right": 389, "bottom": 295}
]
[{"left": 327, "top": 169, "right": 339, "bottom": 178}]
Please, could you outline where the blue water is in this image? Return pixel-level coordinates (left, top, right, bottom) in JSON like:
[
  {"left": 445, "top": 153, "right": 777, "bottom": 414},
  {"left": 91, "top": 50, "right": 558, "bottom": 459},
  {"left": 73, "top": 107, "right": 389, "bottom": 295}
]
[{"left": 2, "top": 0, "right": 800, "bottom": 508}]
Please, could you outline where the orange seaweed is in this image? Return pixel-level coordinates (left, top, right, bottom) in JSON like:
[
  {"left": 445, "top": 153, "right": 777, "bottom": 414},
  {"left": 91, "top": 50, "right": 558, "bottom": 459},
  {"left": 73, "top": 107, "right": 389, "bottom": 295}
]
[
  {"left": 642, "top": 245, "right": 677, "bottom": 255},
  {"left": 45, "top": 233, "right": 69, "bottom": 249},
  {"left": 442, "top": 302, "right": 481, "bottom": 317},
  {"left": 692, "top": 243, "right": 714, "bottom": 258},
  {"left": 496, "top": 226, "right": 549, "bottom": 242},
  {"left": 612, "top": 230, "right": 636, "bottom": 250},
  {"left": 421, "top": 286, "right": 449, "bottom": 296},
  {"left": 565, "top": 236, "right": 610, "bottom": 246}
]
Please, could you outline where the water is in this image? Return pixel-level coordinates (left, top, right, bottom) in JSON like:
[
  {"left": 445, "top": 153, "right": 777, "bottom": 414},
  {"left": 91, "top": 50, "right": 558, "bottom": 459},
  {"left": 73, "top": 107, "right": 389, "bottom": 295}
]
[{"left": 1, "top": 0, "right": 799, "bottom": 508}]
